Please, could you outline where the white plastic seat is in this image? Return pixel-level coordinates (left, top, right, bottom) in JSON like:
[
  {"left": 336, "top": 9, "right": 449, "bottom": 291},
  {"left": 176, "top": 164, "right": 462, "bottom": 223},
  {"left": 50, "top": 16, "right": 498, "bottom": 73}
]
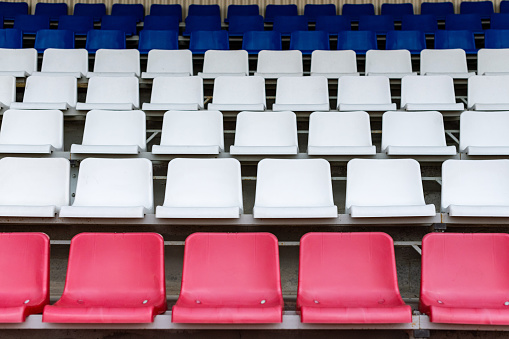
[
  {"left": 0, "top": 157, "right": 69, "bottom": 217},
  {"left": 87, "top": 49, "right": 140, "bottom": 77},
  {"left": 400, "top": 75, "right": 464, "bottom": 111},
  {"left": 337, "top": 76, "right": 396, "bottom": 111},
  {"left": 460, "top": 111, "right": 509, "bottom": 155},
  {"left": 346, "top": 159, "right": 436, "bottom": 218},
  {"left": 467, "top": 75, "right": 509, "bottom": 110},
  {"left": 307, "top": 111, "right": 376, "bottom": 155},
  {"left": 156, "top": 158, "right": 243, "bottom": 218},
  {"left": 142, "top": 76, "right": 203, "bottom": 111},
  {"left": 254, "top": 50, "right": 303, "bottom": 78},
  {"left": 59, "top": 158, "right": 153, "bottom": 218},
  {"left": 272, "top": 76, "right": 329, "bottom": 111},
  {"left": 0, "top": 75, "right": 15, "bottom": 108},
  {"left": 207, "top": 76, "right": 265, "bottom": 111},
  {"left": 198, "top": 50, "right": 249, "bottom": 78},
  {"left": 310, "top": 50, "right": 359, "bottom": 78},
  {"left": 382, "top": 111, "right": 456, "bottom": 155},
  {"left": 10, "top": 75, "right": 77, "bottom": 110},
  {"left": 152, "top": 111, "right": 224, "bottom": 155},
  {"left": 253, "top": 158, "right": 338, "bottom": 218},
  {"left": 141, "top": 50, "right": 193, "bottom": 79},
  {"left": 477, "top": 49, "right": 509, "bottom": 76},
  {"left": 442, "top": 159, "right": 509, "bottom": 217},
  {"left": 0, "top": 109, "right": 63, "bottom": 154},
  {"left": 365, "top": 50, "right": 416, "bottom": 79},
  {"left": 32, "top": 48, "right": 88, "bottom": 78},
  {"left": 70, "top": 110, "right": 146, "bottom": 155},
  {"left": 0, "top": 48, "right": 37, "bottom": 77},
  {"left": 420, "top": 49, "right": 474, "bottom": 78},
  {"left": 230, "top": 111, "right": 298, "bottom": 155},
  {"left": 76, "top": 76, "right": 139, "bottom": 110}
]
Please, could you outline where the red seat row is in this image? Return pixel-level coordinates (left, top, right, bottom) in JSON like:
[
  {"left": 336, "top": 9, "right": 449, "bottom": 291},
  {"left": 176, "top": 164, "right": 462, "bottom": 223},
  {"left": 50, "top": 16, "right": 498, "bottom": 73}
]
[{"left": 0, "top": 231, "right": 507, "bottom": 325}]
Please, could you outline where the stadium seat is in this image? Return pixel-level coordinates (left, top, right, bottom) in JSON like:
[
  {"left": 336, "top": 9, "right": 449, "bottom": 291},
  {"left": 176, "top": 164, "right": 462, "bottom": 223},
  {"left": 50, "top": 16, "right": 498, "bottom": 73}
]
[
  {"left": 253, "top": 159, "right": 337, "bottom": 218},
  {"left": 434, "top": 30, "right": 477, "bottom": 54},
  {"left": 290, "top": 31, "right": 330, "bottom": 54},
  {"left": 229, "top": 111, "right": 298, "bottom": 155},
  {"left": 58, "top": 15, "right": 94, "bottom": 35},
  {"left": 70, "top": 110, "right": 146, "bottom": 155},
  {"left": 501, "top": 0, "right": 509, "bottom": 13},
  {"left": 304, "top": 4, "right": 336, "bottom": 22},
  {"left": 346, "top": 159, "right": 436, "bottom": 217},
  {"left": 156, "top": 158, "right": 242, "bottom": 218},
  {"left": 484, "top": 29, "right": 509, "bottom": 48},
  {"left": 141, "top": 49, "right": 193, "bottom": 78},
  {"left": 14, "top": 14, "right": 50, "bottom": 34},
  {"left": 381, "top": 3, "right": 414, "bottom": 21},
  {"left": 226, "top": 4, "right": 259, "bottom": 22},
  {"left": 385, "top": 30, "right": 426, "bottom": 54},
  {"left": 314, "top": 15, "right": 351, "bottom": 34},
  {"left": 488, "top": 14, "right": 509, "bottom": 29},
  {"left": 272, "top": 76, "right": 329, "bottom": 111},
  {"left": 199, "top": 50, "right": 249, "bottom": 78},
  {"left": 86, "top": 30, "right": 125, "bottom": 53},
  {"left": 10, "top": 75, "right": 77, "bottom": 110},
  {"left": 255, "top": 50, "right": 303, "bottom": 78},
  {"left": 35, "top": 3, "right": 67, "bottom": 21},
  {"left": 264, "top": 4, "right": 298, "bottom": 23},
  {"left": 188, "top": 4, "right": 220, "bottom": 17},
  {"left": 310, "top": 50, "right": 359, "bottom": 78},
  {"left": 0, "top": 109, "right": 63, "bottom": 154},
  {"left": 138, "top": 30, "right": 178, "bottom": 54},
  {"left": 365, "top": 50, "right": 415, "bottom": 78},
  {"left": 242, "top": 31, "right": 282, "bottom": 54},
  {"left": 76, "top": 76, "right": 139, "bottom": 110},
  {"left": 149, "top": 4, "right": 182, "bottom": 21},
  {"left": 43, "top": 233, "right": 166, "bottom": 323},
  {"left": 307, "top": 111, "right": 376, "bottom": 155},
  {"left": 207, "top": 76, "right": 265, "bottom": 111},
  {"left": 358, "top": 15, "right": 395, "bottom": 34},
  {"left": 460, "top": 111, "right": 509, "bottom": 155},
  {"left": 420, "top": 233, "right": 509, "bottom": 324},
  {"left": 73, "top": 3, "right": 106, "bottom": 21},
  {"left": 142, "top": 15, "right": 179, "bottom": 31},
  {"left": 381, "top": 111, "right": 457, "bottom": 155},
  {"left": 183, "top": 15, "right": 221, "bottom": 36},
  {"left": 34, "top": 29, "right": 74, "bottom": 53},
  {"left": 441, "top": 159, "right": 509, "bottom": 216},
  {"left": 478, "top": 48, "right": 509, "bottom": 75},
  {"left": 0, "top": 1, "right": 28, "bottom": 20},
  {"left": 0, "top": 48, "right": 37, "bottom": 77},
  {"left": 337, "top": 76, "right": 396, "bottom": 111},
  {"left": 111, "top": 3, "right": 144, "bottom": 23},
  {"left": 400, "top": 14, "right": 437, "bottom": 33},
  {"left": 400, "top": 75, "right": 464, "bottom": 110},
  {"left": 445, "top": 13, "right": 483, "bottom": 32},
  {"left": 59, "top": 158, "right": 153, "bottom": 218},
  {"left": 298, "top": 232, "right": 412, "bottom": 324},
  {"left": 0, "top": 29, "right": 23, "bottom": 48},
  {"left": 101, "top": 15, "right": 137, "bottom": 37},
  {"left": 272, "top": 15, "right": 308, "bottom": 35},
  {"left": 189, "top": 30, "right": 229, "bottom": 54},
  {"left": 172, "top": 233, "right": 283, "bottom": 323},
  {"left": 227, "top": 15, "right": 264, "bottom": 36},
  {"left": 0, "top": 157, "right": 69, "bottom": 217},
  {"left": 0, "top": 75, "right": 15, "bottom": 108},
  {"left": 0, "top": 232, "right": 49, "bottom": 322},
  {"left": 152, "top": 110, "right": 223, "bottom": 154},
  {"left": 33, "top": 48, "right": 88, "bottom": 77},
  {"left": 342, "top": 3, "right": 375, "bottom": 21},
  {"left": 87, "top": 49, "right": 140, "bottom": 77},
  {"left": 337, "top": 30, "right": 377, "bottom": 54},
  {"left": 142, "top": 76, "right": 204, "bottom": 111},
  {"left": 460, "top": 0, "right": 493, "bottom": 18},
  {"left": 420, "top": 1, "right": 454, "bottom": 20},
  {"left": 420, "top": 49, "right": 474, "bottom": 78},
  {"left": 468, "top": 75, "right": 509, "bottom": 110}
]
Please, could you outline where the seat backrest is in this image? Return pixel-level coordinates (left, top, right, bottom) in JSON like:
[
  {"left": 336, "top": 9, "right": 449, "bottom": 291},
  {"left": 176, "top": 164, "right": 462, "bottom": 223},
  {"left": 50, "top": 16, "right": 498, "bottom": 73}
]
[
  {"left": 184, "top": 15, "right": 222, "bottom": 34},
  {"left": 304, "top": 4, "right": 336, "bottom": 21},
  {"left": 315, "top": 15, "right": 351, "bottom": 33},
  {"left": 85, "top": 76, "right": 139, "bottom": 106},
  {"left": 143, "top": 15, "right": 180, "bottom": 31},
  {"left": 228, "top": 15, "right": 264, "bottom": 35},
  {"left": 202, "top": 50, "right": 248, "bottom": 75},
  {"left": 0, "top": 28, "right": 23, "bottom": 48},
  {"left": 0, "top": 48, "right": 37, "bottom": 74},
  {"left": 265, "top": 4, "right": 298, "bottom": 22},
  {"left": 86, "top": 30, "right": 126, "bottom": 53},
  {"left": 163, "top": 158, "right": 242, "bottom": 210},
  {"left": 484, "top": 29, "right": 509, "bottom": 49},
  {"left": 460, "top": 0, "right": 493, "bottom": 16},
  {"left": 150, "top": 4, "right": 182, "bottom": 21},
  {"left": 0, "top": 75, "right": 15, "bottom": 106},
  {"left": 226, "top": 4, "right": 259, "bottom": 19},
  {"left": 358, "top": 15, "right": 395, "bottom": 32},
  {"left": 501, "top": 0, "right": 509, "bottom": 13},
  {"left": 386, "top": 30, "right": 427, "bottom": 52},
  {"left": 255, "top": 159, "right": 334, "bottom": 208},
  {"left": 146, "top": 49, "right": 193, "bottom": 75},
  {"left": 401, "top": 75, "right": 456, "bottom": 105},
  {"left": 381, "top": 3, "right": 414, "bottom": 19},
  {"left": 34, "top": 29, "right": 74, "bottom": 52},
  {"left": 365, "top": 49, "right": 412, "bottom": 74},
  {"left": 188, "top": 4, "right": 220, "bottom": 16},
  {"left": 101, "top": 15, "right": 138, "bottom": 36},
  {"left": 337, "top": 75, "right": 392, "bottom": 105},
  {"left": 0, "top": 157, "right": 69, "bottom": 209},
  {"left": 421, "top": 2, "right": 454, "bottom": 20},
  {"left": 401, "top": 14, "right": 437, "bottom": 32},
  {"left": 0, "top": 2, "right": 28, "bottom": 20},
  {"left": 310, "top": 50, "right": 357, "bottom": 75},
  {"left": 478, "top": 48, "right": 509, "bottom": 75},
  {"left": 72, "top": 158, "right": 153, "bottom": 212},
  {"left": 138, "top": 30, "right": 179, "bottom": 54},
  {"left": 93, "top": 49, "right": 140, "bottom": 76},
  {"left": 272, "top": 15, "right": 309, "bottom": 34},
  {"left": 111, "top": 3, "right": 144, "bottom": 22},
  {"left": 337, "top": 30, "right": 378, "bottom": 53},
  {"left": 81, "top": 110, "right": 146, "bottom": 151},
  {"left": 14, "top": 14, "right": 50, "bottom": 34},
  {"left": 490, "top": 13, "right": 509, "bottom": 29},
  {"left": 189, "top": 30, "right": 229, "bottom": 53},
  {"left": 467, "top": 75, "right": 509, "bottom": 108},
  {"left": 257, "top": 50, "right": 302, "bottom": 74},
  {"left": 58, "top": 15, "right": 94, "bottom": 35},
  {"left": 460, "top": 111, "right": 509, "bottom": 152},
  {"left": 441, "top": 159, "right": 509, "bottom": 210},
  {"left": 346, "top": 159, "right": 426, "bottom": 211},
  {"left": 242, "top": 31, "right": 282, "bottom": 53},
  {"left": 150, "top": 76, "right": 203, "bottom": 107},
  {"left": 234, "top": 111, "right": 297, "bottom": 147},
  {"left": 41, "top": 48, "right": 88, "bottom": 75},
  {"left": 212, "top": 76, "right": 265, "bottom": 105},
  {"left": 23, "top": 75, "right": 77, "bottom": 106},
  {"left": 73, "top": 3, "right": 106, "bottom": 21},
  {"left": 434, "top": 30, "right": 476, "bottom": 50},
  {"left": 445, "top": 13, "right": 482, "bottom": 31},
  {"left": 0, "top": 109, "right": 63, "bottom": 150},
  {"left": 342, "top": 3, "right": 375, "bottom": 19},
  {"left": 275, "top": 76, "right": 328, "bottom": 104},
  {"left": 289, "top": 31, "right": 330, "bottom": 54},
  {"left": 35, "top": 2, "right": 67, "bottom": 20},
  {"left": 420, "top": 48, "right": 468, "bottom": 74},
  {"left": 308, "top": 111, "right": 373, "bottom": 147}
]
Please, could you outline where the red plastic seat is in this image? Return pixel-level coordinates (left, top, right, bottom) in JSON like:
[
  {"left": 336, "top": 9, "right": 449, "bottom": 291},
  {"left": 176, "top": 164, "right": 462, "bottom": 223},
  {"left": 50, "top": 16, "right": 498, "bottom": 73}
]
[
  {"left": 172, "top": 233, "right": 283, "bottom": 323},
  {"left": 420, "top": 233, "right": 509, "bottom": 325},
  {"left": 0, "top": 233, "right": 49, "bottom": 323},
  {"left": 43, "top": 233, "right": 166, "bottom": 323},
  {"left": 297, "top": 232, "right": 412, "bottom": 323}
]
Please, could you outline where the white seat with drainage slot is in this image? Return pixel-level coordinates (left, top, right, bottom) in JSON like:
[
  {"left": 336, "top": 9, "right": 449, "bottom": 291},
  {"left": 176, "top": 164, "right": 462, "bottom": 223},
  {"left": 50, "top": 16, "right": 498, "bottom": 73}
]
[
  {"left": 32, "top": 48, "right": 88, "bottom": 78},
  {"left": 460, "top": 111, "right": 509, "bottom": 155},
  {"left": 142, "top": 76, "right": 204, "bottom": 111},
  {"left": 141, "top": 49, "right": 193, "bottom": 79},
  {"left": 337, "top": 76, "right": 396, "bottom": 111},
  {"left": 76, "top": 76, "right": 139, "bottom": 110},
  {"left": 272, "top": 76, "right": 329, "bottom": 111},
  {"left": 0, "top": 75, "right": 15, "bottom": 108},
  {"left": 198, "top": 50, "right": 249, "bottom": 78},
  {"left": 401, "top": 75, "right": 464, "bottom": 111},
  {"left": 0, "top": 48, "right": 37, "bottom": 77},
  {"left": 477, "top": 48, "right": 509, "bottom": 76},
  {"left": 310, "top": 50, "right": 359, "bottom": 78},
  {"left": 420, "top": 49, "right": 474, "bottom": 78},
  {"left": 365, "top": 50, "right": 416, "bottom": 79},
  {"left": 10, "top": 75, "right": 77, "bottom": 110},
  {"left": 87, "top": 49, "right": 140, "bottom": 78},
  {"left": 207, "top": 76, "right": 265, "bottom": 111},
  {"left": 467, "top": 75, "right": 509, "bottom": 111},
  {"left": 254, "top": 50, "right": 303, "bottom": 78}
]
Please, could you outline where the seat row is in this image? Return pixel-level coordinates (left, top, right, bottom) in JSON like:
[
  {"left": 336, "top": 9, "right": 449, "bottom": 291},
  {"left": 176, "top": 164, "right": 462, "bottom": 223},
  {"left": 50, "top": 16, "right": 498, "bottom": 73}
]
[{"left": 2, "top": 231, "right": 509, "bottom": 325}]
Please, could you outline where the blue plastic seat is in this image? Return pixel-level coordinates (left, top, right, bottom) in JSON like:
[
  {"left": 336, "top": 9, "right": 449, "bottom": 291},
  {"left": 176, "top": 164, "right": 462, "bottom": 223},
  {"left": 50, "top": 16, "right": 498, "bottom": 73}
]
[
  {"left": 226, "top": 4, "right": 259, "bottom": 22},
  {"left": 228, "top": 15, "right": 264, "bottom": 36},
  {"left": 58, "top": 15, "right": 93, "bottom": 35},
  {"left": 189, "top": 30, "right": 229, "bottom": 54},
  {"left": 86, "top": 29, "right": 125, "bottom": 53},
  {"left": 143, "top": 15, "right": 179, "bottom": 31},
  {"left": 183, "top": 15, "right": 221, "bottom": 36},
  {"left": 460, "top": 0, "right": 493, "bottom": 19},
  {"left": 150, "top": 4, "right": 182, "bottom": 22},
  {"left": 386, "top": 30, "right": 426, "bottom": 54},
  {"left": 101, "top": 15, "right": 137, "bottom": 36},
  {"left": 138, "top": 30, "right": 178, "bottom": 54},
  {"left": 342, "top": 3, "right": 375, "bottom": 21},
  {"left": 242, "top": 31, "right": 282, "bottom": 54},
  {"left": 290, "top": 31, "right": 330, "bottom": 54},
  {"left": 501, "top": 1, "right": 509, "bottom": 13},
  {"left": 337, "top": 30, "right": 377, "bottom": 54},
  {"left": 264, "top": 4, "right": 298, "bottom": 23},
  {"left": 315, "top": 15, "right": 351, "bottom": 34},
  {"left": 14, "top": 15, "right": 50, "bottom": 34},
  {"left": 358, "top": 15, "right": 395, "bottom": 34},
  {"left": 0, "top": 2, "right": 28, "bottom": 21},
  {"left": 111, "top": 3, "right": 144, "bottom": 23},
  {"left": 489, "top": 14, "right": 509, "bottom": 29},
  {"left": 188, "top": 4, "right": 220, "bottom": 17},
  {"left": 434, "top": 30, "right": 477, "bottom": 54},
  {"left": 401, "top": 14, "right": 437, "bottom": 33},
  {"left": 381, "top": 3, "right": 414, "bottom": 21},
  {"left": 35, "top": 3, "right": 67, "bottom": 21},
  {"left": 421, "top": 2, "right": 454, "bottom": 20},
  {"left": 273, "top": 15, "right": 308, "bottom": 35},
  {"left": 0, "top": 28, "right": 22, "bottom": 48},
  {"left": 485, "top": 29, "right": 509, "bottom": 48},
  {"left": 73, "top": 3, "right": 106, "bottom": 22},
  {"left": 34, "top": 29, "right": 74, "bottom": 53},
  {"left": 445, "top": 14, "right": 483, "bottom": 32},
  {"left": 304, "top": 4, "right": 336, "bottom": 22}
]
